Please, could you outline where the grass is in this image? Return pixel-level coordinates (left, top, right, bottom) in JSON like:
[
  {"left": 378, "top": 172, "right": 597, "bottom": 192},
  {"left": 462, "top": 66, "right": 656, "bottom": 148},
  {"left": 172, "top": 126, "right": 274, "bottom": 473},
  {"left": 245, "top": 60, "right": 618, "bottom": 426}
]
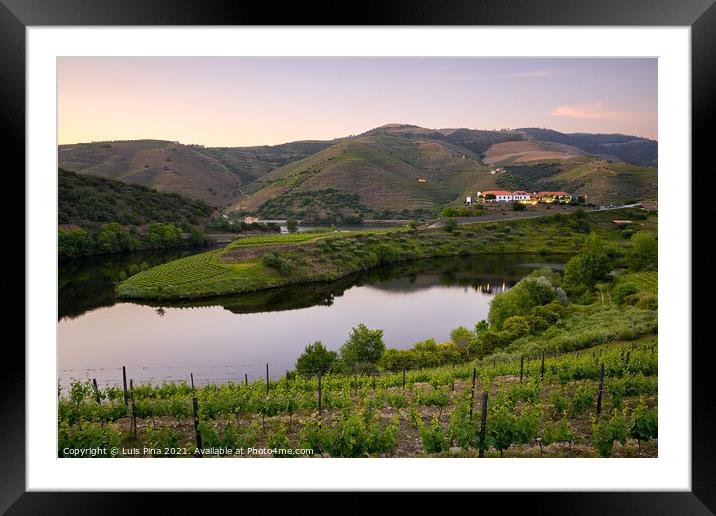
[
  {"left": 116, "top": 208, "right": 650, "bottom": 301},
  {"left": 617, "top": 271, "right": 658, "bottom": 294},
  {"left": 58, "top": 339, "right": 657, "bottom": 458}
]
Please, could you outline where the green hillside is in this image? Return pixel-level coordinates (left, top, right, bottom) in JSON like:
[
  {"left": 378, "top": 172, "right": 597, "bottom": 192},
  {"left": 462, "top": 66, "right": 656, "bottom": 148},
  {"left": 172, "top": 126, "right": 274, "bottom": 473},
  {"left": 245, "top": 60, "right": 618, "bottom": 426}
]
[
  {"left": 230, "top": 130, "right": 501, "bottom": 220},
  {"left": 59, "top": 125, "right": 658, "bottom": 219},
  {"left": 58, "top": 139, "right": 333, "bottom": 205},
  {"left": 58, "top": 168, "right": 214, "bottom": 228}
]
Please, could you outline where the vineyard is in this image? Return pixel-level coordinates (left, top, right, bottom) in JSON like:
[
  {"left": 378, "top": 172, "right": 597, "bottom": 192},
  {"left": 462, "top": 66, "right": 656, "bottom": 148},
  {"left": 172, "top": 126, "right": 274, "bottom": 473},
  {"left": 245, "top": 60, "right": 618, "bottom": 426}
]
[
  {"left": 117, "top": 208, "right": 653, "bottom": 300},
  {"left": 58, "top": 340, "right": 657, "bottom": 458},
  {"left": 115, "top": 249, "right": 277, "bottom": 299}
]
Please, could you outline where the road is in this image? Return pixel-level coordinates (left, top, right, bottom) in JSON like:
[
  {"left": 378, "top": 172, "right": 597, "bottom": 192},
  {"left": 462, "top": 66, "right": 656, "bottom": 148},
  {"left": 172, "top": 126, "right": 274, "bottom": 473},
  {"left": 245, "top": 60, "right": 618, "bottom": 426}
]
[{"left": 426, "top": 203, "right": 643, "bottom": 229}]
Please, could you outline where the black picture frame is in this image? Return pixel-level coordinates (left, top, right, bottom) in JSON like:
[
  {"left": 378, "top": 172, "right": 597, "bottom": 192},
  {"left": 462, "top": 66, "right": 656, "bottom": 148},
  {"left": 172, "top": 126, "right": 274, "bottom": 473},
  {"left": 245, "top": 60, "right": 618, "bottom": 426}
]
[{"left": 3, "top": 0, "right": 708, "bottom": 512}]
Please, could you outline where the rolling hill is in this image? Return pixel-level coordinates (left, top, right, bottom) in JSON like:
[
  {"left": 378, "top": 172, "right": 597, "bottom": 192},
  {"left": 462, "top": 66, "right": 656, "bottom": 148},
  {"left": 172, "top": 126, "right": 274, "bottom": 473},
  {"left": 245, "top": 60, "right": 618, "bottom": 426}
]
[
  {"left": 59, "top": 124, "right": 657, "bottom": 219},
  {"left": 58, "top": 139, "right": 334, "bottom": 205},
  {"left": 229, "top": 128, "right": 496, "bottom": 220},
  {"left": 58, "top": 168, "right": 214, "bottom": 228}
]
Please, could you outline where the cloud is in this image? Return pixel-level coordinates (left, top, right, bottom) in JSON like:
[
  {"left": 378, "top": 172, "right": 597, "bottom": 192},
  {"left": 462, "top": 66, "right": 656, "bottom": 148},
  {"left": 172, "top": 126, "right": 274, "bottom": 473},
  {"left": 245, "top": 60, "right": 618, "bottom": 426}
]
[
  {"left": 551, "top": 102, "right": 632, "bottom": 120},
  {"left": 504, "top": 70, "right": 563, "bottom": 78}
]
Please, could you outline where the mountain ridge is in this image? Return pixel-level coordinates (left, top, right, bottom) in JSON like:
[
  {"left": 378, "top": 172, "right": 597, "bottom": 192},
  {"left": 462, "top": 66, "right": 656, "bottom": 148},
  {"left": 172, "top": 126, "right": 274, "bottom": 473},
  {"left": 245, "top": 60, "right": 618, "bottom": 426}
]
[{"left": 58, "top": 124, "right": 658, "bottom": 218}]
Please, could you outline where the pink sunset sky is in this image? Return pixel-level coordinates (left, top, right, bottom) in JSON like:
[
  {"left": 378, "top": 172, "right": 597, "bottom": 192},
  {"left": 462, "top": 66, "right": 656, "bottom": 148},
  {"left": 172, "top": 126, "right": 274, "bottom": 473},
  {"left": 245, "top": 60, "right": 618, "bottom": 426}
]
[{"left": 58, "top": 57, "right": 657, "bottom": 147}]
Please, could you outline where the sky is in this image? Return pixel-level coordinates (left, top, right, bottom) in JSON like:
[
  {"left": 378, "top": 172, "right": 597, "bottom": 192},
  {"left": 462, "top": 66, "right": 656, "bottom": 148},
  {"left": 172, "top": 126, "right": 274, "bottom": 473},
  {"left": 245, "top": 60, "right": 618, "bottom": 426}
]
[{"left": 57, "top": 57, "right": 657, "bottom": 146}]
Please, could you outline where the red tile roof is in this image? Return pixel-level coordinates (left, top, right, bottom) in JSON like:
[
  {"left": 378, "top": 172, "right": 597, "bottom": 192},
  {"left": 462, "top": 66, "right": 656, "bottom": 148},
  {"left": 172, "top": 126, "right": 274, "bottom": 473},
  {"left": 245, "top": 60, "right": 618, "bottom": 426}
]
[
  {"left": 536, "top": 191, "right": 570, "bottom": 196},
  {"left": 481, "top": 190, "right": 513, "bottom": 196}
]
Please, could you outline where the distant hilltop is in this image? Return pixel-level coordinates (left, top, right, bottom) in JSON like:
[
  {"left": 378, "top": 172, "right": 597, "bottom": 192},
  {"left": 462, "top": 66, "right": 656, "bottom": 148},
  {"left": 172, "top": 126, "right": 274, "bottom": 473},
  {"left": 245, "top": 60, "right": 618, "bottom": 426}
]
[{"left": 58, "top": 124, "right": 657, "bottom": 220}]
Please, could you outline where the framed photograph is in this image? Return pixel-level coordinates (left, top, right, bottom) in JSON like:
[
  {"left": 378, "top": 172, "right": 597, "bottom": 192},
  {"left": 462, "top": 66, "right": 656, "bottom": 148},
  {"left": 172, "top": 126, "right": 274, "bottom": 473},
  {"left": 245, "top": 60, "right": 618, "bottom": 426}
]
[{"left": 5, "top": 0, "right": 709, "bottom": 511}]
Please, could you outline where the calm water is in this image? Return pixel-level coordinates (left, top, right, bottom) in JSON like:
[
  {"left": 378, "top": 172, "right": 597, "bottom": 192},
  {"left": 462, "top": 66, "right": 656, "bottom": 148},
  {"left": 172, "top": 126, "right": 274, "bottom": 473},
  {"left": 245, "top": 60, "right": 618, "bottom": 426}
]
[{"left": 58, "top": 248, "right": 566, "bottom": 389}]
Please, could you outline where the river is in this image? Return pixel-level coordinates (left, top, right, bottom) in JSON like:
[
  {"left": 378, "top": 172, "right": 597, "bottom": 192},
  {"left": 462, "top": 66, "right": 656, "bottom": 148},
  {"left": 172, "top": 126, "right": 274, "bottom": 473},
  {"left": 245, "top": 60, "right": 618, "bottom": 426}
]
[{"left": 58, "top": 246, "right": 566, "bottom": 389}]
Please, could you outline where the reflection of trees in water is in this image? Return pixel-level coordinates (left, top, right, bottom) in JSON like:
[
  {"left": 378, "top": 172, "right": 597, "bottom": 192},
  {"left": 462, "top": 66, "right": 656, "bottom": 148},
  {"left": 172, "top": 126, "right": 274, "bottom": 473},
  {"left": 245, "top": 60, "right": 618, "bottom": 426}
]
[
  {"left": 60, "top": 251, "right": 568, "bottom": 320},
  {"left": 58, "top": 248, "right": 206, "bottom": 320},
  {"left": 127, "top": 254, "right": 569, "bottom": 316}
]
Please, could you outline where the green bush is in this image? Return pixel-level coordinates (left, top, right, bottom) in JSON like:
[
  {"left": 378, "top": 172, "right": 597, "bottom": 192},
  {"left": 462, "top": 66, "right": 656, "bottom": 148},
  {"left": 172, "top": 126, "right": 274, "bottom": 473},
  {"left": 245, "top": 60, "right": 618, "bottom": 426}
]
[
  {"left": 564, "top": 234, "right": 612, "bottom": 290},
  {"left": 444, "top": 218, "right": 458, "bottom": 232},
  {"left": 295, "top": 341, "right": 337, "bottom": 376},
  {"left": 625, "top": 232, "right": 658, "bottom": 271},
  {"left": 339, "top": 324, "right": 386, "bottom": 369},
  {"left": 613, "top": 283, "right": 639, "bottom": 305}
]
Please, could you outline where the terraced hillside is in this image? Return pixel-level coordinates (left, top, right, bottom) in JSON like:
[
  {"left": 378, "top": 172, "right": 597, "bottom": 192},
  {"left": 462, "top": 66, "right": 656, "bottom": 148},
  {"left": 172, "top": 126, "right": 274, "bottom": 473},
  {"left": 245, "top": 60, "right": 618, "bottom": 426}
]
[
  {"left": 58, "top": 139, "right": 333, "bottom": 205},
  {"left": 60, "top": 125, "right": 658, "bottom": 217},
  {"left": 117, "top": 207, "right": 656, "bottom": 301},
  {"left": 230, "top": 130, "right": 498, "bottom": 219}
]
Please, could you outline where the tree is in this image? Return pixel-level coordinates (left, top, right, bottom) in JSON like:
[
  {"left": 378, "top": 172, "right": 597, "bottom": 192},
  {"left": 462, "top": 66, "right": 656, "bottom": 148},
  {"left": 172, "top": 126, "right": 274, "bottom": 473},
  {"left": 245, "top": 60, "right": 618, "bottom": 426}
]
[
  {"left": 339, "top": 323, "right": 385, "bottom": 368},
  {"left": 512, "top": 202, "right": 526, "bottom": 212},
  {"left": 444, "top": 218, "right": 458, "bottom": 232},
  {"left": 485, "top": 193, "right": 496, "bottom": 201},
  {"left": 625, "top": 231, "right": 657, "bottom": 271},
  {"left": 474, "top": 320, "right": 489, "bottom": 336},
  {"left": 295, "top": 341, "right": 337, "bottom": 375},
  {"left": 449, "top": 326, "right": 475, "bottom": 353},
  {"left": 488, "top": 276, "right": 557, "bottom": 329},
  {"left": 286, "top": 219, "right": 299, "bottom": 233},
  {"left": 502, "top": 316, "right": 531, "bottom": 338},
  {"left": 564, "top": 234, "right": 612, "bottom": 290}
]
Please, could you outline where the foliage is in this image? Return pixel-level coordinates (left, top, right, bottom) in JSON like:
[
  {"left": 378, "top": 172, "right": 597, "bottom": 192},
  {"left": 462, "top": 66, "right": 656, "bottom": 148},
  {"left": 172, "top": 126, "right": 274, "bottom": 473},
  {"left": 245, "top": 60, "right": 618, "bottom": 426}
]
[
  {"left": 488, "top": 274, "right": 558, "bottom": 329},
  {"left": 444, "top": 218, "right": 458, "bottom": 232},
  {"left": 629, "top": 400, "right": 657, "bottom": 445},
  {"left": 339, "top": 324, "right": 386, "bottom": 369},
  {"left": 592, "top": 412, "right": 630, "bottom": 457},
  {"left": 564, "top": 234, "right": 612, "bottom": 291},
  {"left": 625, "top": 232, "right": 658, "bottom": 272},
  {"left": 295, "top": 341, "right": 338, "bottom": 376},
  {"left": 286, "top": 219, "right": 299, "bottom": 233},
  {"left": 58, "top": 168, "right": 213, "bottom": 228}
]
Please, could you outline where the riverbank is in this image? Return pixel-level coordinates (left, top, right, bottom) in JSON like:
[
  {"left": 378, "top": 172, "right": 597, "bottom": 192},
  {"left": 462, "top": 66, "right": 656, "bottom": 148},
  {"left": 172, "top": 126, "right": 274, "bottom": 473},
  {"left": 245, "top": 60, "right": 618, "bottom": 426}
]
[{"left": 116, "top": 208, "right": 652, "bottom": 301}]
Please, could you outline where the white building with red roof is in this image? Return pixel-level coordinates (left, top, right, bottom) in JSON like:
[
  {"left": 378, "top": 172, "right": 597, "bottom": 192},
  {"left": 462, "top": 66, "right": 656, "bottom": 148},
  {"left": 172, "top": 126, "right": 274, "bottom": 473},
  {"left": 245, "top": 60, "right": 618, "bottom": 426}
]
[{"left": 479, "top": 190, "right": 533, "bottom": 202}]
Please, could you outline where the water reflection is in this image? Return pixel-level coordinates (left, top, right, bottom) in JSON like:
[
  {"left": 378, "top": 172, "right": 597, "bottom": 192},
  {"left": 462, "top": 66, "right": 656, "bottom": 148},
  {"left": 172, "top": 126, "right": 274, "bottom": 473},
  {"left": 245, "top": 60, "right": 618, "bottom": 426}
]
[{"left": 58, "top": 252, "right": 567, "bottom": 388}]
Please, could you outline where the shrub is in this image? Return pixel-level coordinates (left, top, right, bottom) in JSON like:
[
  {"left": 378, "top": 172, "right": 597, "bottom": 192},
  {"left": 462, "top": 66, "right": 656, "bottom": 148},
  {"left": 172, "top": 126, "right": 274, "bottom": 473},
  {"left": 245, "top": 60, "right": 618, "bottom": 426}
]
[
  {"left": 339, "top": 324, "right": 386, "bottom": 368},
  {"left": 502, "top": 316, "right": 532, "bottom": 338},
  {"left": 286, "top": 219, "right": 299, "bottom": 233},
  {"left": 444, "top": 218, "right": 458, "bottom": 232},
  {"left": 564, "top": 234, "right": 612, "bottom": 290},
  {"left": 625, "top": 232, "right": 658, "bottom": 271},
  {"left": 261, "top": 251, "right": 293, "bottom": 275},
  {"left": 295, "top": 341, "right": 337, "bottom": 376},
  {"left": 613, "top": 283, "right": 639, "bottom": 305},
  {"left": 488, "top": 276, "right": 558, "bottom": 329}
]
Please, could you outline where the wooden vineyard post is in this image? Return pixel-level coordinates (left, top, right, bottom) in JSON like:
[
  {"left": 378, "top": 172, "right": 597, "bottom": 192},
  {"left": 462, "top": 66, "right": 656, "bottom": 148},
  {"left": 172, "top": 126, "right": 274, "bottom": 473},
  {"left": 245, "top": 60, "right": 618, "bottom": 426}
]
[
  {"left": 129, "top": 379, "right": 137, "bottom": 440},
  {"left": 317, "top": 372, "right": 322, "bottom": 417},
  {"left": 520, "top": 355, "right": 524, "bottom": 383},
  {"left": 190, "top": 373, "right": 195, "bottom": 389},
  {"left": 402, "top": 369, "right": 406, "bottom": 390},
  {"left": 372, "top": 374, "right": 376, "bottom": 391},
  {"left": 469, "top": 368, "right": 477, "bottom": 419},
  {"left": 245, "top": 373, "right": 248, "bottom": 387},
  {"left": 92, "top": 378, "right": 101, "bottom": 404},
  {"left": 192, "top": 396, "right": 202, "bottom": 457},
  {"left": 625, "top": 351, "right": 631, "bottom": 365},
  {"left": 479, "top": 392, "right": 489, "bottom": 458},
  {"left": 540, "top": 353, "right": 545, "bottom": 380},
  {"left": 266, "top": 363, "right": 270, "bottom": 394},
  {"left": 122, "top": 366, "right": 128, "bottom": 407},
  {"left": 596, "top": 363, "right": 605, "bottom": 417}
]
